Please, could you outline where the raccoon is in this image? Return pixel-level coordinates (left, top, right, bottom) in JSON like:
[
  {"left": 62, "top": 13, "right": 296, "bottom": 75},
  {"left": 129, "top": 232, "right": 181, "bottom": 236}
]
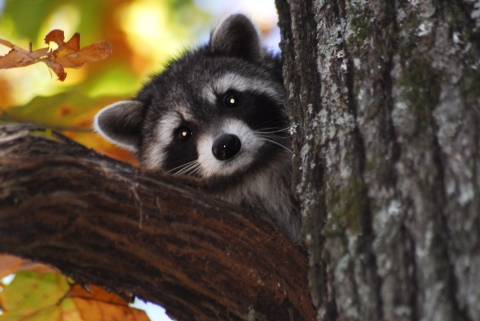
[{"left": 94, "top": 14, "right": 300, "bottom": 241}]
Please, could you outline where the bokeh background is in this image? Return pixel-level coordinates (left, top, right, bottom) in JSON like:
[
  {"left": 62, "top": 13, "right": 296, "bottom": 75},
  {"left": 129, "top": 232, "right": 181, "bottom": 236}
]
[
  {"left": 0, "top": 0, "right": 279, "bottom": 166},
  {"left": 0, "top": 0, "right": 278, "bottom": 320}
]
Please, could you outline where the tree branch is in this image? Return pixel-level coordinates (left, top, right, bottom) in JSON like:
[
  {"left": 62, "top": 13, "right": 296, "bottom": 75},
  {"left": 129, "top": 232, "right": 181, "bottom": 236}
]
[{"left": 0, "top": 124, "right": 314, "bottom": 321}]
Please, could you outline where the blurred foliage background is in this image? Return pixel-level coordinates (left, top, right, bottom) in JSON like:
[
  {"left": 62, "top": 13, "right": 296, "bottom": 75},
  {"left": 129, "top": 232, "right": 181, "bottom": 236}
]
[
  {"left": 0, "top": 0, "right": 278, "bottom": 320},
  {"left": 0, "top": 0, "right": 279, "bottom": 164}
]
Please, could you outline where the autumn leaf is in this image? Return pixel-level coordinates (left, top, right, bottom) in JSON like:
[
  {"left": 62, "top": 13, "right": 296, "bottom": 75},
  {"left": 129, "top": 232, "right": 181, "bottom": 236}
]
[
  {"left": 0, "top": 30, "right": 112, "bottom": 81},
  {"left": 1, "top": 92, "right": 140, "bottom": 165},
  {"left": 0, "top": 254, "right": 55, "bottom": 279},
  {"left": 69, "top": 285, "right": 150, "bottom": 321},
  {"left": 0, "top": 39, "right": 49, "bottom": 68},
  {"left": 0, "top": 271, "right": 150, "bottom": 321}
]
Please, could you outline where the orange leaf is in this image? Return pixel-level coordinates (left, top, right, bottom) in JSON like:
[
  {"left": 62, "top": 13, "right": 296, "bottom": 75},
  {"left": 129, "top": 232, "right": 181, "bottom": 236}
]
[
  {"left": 0, "top": 38, "right": 15, "bottom": 49},
  {"left": 44, "top": 29, "right": 66, "bottom": 47},
  {"left": 61, "top": 33, "right": 81, "bottom": 53},
  {"left": 69, "top": 284, "right": 130, "bottom": 305},
  {"left": 48, "top": 32, "right": 81, "bottom": 57},
  {"left": 55, "top": 40, "right": 112, "bottom": 69},
  {"left": 69, "top": 285, "right": 150, "bottom": 321},
  {"left": 0, "top": 29, "right": 111, "bottom": 81},
  {"left": 30, "top": 47, "right": 50, "bottom": 59},
  {"left": 72, "top": 297, "right": 150, "bottom": 321},
  {"left": 0, "top": 48, "right": 35, "bottom": 68},
  {"left": 42, "top": 59, "right": 67, "bottom": 81},
  {"left": 0, "top": 39, "right": 49, "bottom": 68}
]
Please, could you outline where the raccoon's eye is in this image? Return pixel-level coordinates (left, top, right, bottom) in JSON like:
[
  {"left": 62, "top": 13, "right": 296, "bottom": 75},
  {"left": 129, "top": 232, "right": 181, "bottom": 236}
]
[
  {"left": 223, "top": 92, "right": 239, "bottom": 108},
  {"left": 177, "top": 126, "right": 192, "bottom": 141}
]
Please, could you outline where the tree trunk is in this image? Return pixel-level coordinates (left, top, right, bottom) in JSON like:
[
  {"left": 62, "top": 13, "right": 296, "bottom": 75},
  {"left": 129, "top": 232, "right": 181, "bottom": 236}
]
[{"left": 276, "top": 0, "right": 480, "bottom": 320}]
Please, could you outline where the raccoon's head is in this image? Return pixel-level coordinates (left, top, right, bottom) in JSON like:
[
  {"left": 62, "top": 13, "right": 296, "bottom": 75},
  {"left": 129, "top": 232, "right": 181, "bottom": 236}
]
[{"left": 94, "top": 14, "right": 289, "bottom": 183}]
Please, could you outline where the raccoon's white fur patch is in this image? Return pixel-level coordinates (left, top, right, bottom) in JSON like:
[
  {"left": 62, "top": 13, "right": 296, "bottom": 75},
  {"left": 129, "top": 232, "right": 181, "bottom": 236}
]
[
  {"left": 197, "top": 119, "right": 262, "bottom": 177},
  {"left": 202, "top": 73, "right": 284, "bottom": 105},
  {"left": 144, "top": 112, "right": 182, "bottom": 169}
]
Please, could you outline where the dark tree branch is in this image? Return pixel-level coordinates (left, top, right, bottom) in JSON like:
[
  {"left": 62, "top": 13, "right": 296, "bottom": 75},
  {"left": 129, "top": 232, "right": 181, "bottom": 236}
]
[{"left": 0, "top": 124, "right": 315, "bottom": 321}]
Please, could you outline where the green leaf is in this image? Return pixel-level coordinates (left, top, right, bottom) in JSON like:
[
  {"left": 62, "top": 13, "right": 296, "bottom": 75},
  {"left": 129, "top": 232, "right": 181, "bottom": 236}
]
[{"left": 0, "top": 271, "right": 69, "bottom": 315}]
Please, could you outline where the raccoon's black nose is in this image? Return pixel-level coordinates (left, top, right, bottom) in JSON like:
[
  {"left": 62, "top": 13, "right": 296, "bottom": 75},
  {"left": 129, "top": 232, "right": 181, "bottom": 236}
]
[{"left": 212, "top": 134, "right": 241, "bottom": 160}]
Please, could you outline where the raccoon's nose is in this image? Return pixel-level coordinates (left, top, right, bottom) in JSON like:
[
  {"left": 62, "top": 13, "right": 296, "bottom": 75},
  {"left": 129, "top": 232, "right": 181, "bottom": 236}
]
[{"left": 212, "top": 134, "right": 241, "bottom": 160}]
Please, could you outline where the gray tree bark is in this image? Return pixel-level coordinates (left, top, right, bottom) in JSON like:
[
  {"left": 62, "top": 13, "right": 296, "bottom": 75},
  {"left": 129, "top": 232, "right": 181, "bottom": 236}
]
[{"left": 276, "top": 0, "right": 480, "bottom": 320}]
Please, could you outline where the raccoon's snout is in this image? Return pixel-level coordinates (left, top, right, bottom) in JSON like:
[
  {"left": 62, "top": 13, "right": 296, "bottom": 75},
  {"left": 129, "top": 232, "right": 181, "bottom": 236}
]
[{"left": 212, "top": 134, "right": 241, "bottom": 161}]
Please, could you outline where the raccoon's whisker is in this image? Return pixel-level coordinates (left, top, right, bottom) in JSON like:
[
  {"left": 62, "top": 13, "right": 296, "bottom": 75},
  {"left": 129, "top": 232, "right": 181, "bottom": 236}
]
[
  {"left": 176, "top": 164, "right": 196, "bottom": 175},
  {"left": 257, "top": 127, "right": 291, "bottom": 134},
  {"left": 168, "top": 160, "right": 198, "bottom": 174},
  {"left": 182, "top": 163, "right": 201, "bottom": 176},
  {"left": 168, "top": 160, "right": 196, "bottom": 174},
  {"left": 188, "top": 165, "right": 202, "bottom": 177},
  {"left": 176, "top": 161, "right": 201, "bottom": 175},
  {"left": 255, "top": 132, "right": 290, "bottom": 141},
  {"left": 258, "top": 136, "right": 293, "bottom": 153}
]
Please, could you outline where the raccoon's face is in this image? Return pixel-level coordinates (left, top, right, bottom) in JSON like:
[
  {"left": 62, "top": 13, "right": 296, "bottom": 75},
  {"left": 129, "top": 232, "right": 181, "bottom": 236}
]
[
  {"left": 141, "top": 70, "right": 288, "bottom": 179},
  {"left": 94, "top": 14, "right": 289, "bottom": 181}
]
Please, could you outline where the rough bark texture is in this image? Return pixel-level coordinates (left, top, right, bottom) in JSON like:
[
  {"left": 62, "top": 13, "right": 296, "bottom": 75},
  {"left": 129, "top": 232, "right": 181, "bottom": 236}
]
[
  {"left": 0, "top": 125, "right": 315, "bottom": 321},
  {"left": 276, "top": 0, "right": 480, "bottom": 320}
]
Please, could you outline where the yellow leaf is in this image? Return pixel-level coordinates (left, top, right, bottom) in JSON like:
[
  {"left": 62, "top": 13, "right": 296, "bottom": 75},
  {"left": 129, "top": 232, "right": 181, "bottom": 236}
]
[
  {"left": 0, "top": 271, "right": 69, "bottom": 314},
  {"left": 0, "top": 298, "right": 83, "bottom": 321},
  {"left": 0, "top": 272, "right": 150, "bottom": 321}
]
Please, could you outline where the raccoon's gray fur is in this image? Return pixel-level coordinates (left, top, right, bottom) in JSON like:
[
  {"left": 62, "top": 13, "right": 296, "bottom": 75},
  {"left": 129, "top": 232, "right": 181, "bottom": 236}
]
[{"left": 94, "top": 14, "right": 300, "bottom": 241}]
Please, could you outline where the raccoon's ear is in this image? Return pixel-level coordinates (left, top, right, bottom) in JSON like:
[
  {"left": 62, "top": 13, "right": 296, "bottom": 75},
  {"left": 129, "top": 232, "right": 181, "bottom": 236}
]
[
  {"left": 210, "top": 14, "right": 263, "bottom": 62},
  {"left": 94, "top": 100, "right": 143, "bottom": 152}
]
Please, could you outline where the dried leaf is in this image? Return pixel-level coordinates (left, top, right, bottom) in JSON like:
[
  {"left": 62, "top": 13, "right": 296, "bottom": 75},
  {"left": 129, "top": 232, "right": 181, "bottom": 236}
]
[
  {"left": 30, "top": 47, "right": 50, "bottom": 59},
  {"left": 0, "top": 29, "right": 111, "bottom": 81},
  {"left": 42, "top": 59, "right": 67, "bottom": 81},
  {"left": 0, "top": 38, "right": 15, "bottom": 49},
  {"left": 44, "top": 29, "right": 66, "bottom": 47},
  {"left": 55, "top": 41, "right": 112, "bottom": 69},
  {"left": 0, "top": 41, "right": 47, "bottom": 69},
  {"left": 47, "top": 31, "right": 81, "bottom": 56}
]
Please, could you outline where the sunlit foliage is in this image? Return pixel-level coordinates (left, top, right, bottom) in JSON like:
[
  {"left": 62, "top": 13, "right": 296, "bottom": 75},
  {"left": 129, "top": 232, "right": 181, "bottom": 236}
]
[{"left": 0, "top": 0, "right": 208, "bottom": 162}]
